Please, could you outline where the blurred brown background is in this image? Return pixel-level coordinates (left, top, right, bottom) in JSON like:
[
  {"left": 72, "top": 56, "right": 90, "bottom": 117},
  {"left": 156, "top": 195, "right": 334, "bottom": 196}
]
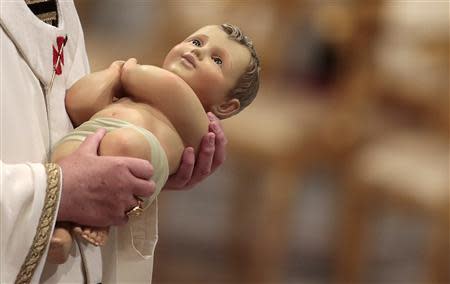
[{"left": 75, "top": 1, "right": 449, "bottom": 283}]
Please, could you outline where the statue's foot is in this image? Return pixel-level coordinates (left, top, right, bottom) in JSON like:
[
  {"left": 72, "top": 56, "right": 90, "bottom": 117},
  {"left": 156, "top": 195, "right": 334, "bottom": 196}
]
[{"left": 73, "top": 226, "right": 109, "bottom": 246}]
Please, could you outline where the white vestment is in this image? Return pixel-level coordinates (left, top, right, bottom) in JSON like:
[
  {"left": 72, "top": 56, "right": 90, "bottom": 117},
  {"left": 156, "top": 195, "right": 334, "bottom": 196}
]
[{"left": 0, "top": 1, "right": 156, "bottom": 283}]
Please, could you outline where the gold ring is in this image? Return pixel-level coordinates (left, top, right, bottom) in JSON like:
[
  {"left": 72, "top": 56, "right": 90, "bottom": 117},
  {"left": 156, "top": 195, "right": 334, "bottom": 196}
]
[{"left": 126, "top": 198, "right": 144, "bottom": 217}]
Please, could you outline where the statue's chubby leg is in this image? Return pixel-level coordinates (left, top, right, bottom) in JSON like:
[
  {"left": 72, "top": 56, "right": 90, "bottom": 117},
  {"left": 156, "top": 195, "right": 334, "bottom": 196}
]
[{"left": 47, "top": 126, "right": 153, "bottom": 263}]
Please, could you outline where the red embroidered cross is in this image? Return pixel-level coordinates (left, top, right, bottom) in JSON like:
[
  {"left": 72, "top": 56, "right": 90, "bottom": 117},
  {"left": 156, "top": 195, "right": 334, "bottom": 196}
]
[{"left": 52, "top": 36, "right": 67, "bottom": 75}]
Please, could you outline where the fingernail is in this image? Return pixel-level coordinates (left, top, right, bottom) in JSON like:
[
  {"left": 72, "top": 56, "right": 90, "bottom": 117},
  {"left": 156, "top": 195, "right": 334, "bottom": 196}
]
[
  {"left": 209, "top": 134, "right": 215, "bottom": 145},
  {"left": 207, "top": 112, "right": 215, "bottom": 121},
  {"left": 211, "top": 122, "right": 218, "bottom": 132}
]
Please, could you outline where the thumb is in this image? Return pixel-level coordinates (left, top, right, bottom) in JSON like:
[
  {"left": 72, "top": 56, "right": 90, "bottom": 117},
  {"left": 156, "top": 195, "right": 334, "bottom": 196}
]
[{"left": 77, "top": 128, "right": 106, "bottom": 155}]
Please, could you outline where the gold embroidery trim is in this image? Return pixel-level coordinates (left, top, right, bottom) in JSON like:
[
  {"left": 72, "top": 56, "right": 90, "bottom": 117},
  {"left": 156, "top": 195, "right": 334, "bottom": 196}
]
[{"left": 15, "top": 163, "right": 61, "bottom": 284}]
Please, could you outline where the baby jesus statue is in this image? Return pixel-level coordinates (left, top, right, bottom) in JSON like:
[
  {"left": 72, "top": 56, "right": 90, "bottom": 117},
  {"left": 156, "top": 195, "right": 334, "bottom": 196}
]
[{"left": 48, "top": 23, "right": 260, "bottom": 264}]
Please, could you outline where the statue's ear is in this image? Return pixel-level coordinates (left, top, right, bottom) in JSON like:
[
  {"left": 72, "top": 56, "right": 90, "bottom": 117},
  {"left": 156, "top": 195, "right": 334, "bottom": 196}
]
[{"left": 213, "top": 98, "right": 240, "bottom": 119}]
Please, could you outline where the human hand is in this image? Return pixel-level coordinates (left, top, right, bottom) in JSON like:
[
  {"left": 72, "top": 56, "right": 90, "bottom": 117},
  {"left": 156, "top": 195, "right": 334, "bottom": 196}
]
[
  {"left": 56, "top": 129, "right": 155, "bottom": 227},
  {"left": 164, "top": 112, "right": 227, "bottom": 190}
]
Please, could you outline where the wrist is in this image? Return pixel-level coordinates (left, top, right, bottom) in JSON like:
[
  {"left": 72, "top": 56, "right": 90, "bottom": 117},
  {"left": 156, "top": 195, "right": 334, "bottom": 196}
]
[{"left": 52, "top": 163, "right": 71, "bottom": 222}]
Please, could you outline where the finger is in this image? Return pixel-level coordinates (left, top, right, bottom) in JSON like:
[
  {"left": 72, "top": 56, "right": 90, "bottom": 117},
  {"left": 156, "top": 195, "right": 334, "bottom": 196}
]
[
  {"left": 164, "top": 147, "right": 195, "bottom": 190},
  {"left": 110, "top": 60, "right": 126, "bottom": 69},
  {"left": 188, "top": 133, "right": 215, "bottom": 186},
  {"left": 77, "top": 128, "right": 106, "bottom": 154},
  {"left": 124, "top": 58, "right": 138, "bottom": 68},
  {"left": 131, "top": 179, "right": 155, "bottom": 199},
  {"left": 124, "top": 197, "right": 139, "bottom": 213},
  {"left": 207, "top": 112, "right": 219, "bottom": 123},
  {"left": 209, "top": 120, "right": 227, "bottom": 172},
  {"left": 118, "top": 157, "right": 153, "bottom": 180}
]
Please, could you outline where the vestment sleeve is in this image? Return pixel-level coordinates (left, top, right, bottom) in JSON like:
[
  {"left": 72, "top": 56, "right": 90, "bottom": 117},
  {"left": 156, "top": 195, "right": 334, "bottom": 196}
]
[{"left": 0, "top": 162, "right": 62, "bottom": 283}]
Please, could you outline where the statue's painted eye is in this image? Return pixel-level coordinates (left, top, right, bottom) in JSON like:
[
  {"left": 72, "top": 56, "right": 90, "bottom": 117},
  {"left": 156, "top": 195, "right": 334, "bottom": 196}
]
[
  {"left": 213, "top": 56, "right": 222, "bottom": 66},
  {"left": 191, "top": 39, "right": 201, "bottom": 47}
]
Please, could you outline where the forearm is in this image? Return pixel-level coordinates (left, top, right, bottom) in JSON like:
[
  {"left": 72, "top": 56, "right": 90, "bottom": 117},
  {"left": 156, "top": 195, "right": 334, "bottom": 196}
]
[
  {"left": 66, "top": 64, "right": 123, "bottom": 126},
  {"left": 121, "top": 60, "right": 209, "bottom": 150}
]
